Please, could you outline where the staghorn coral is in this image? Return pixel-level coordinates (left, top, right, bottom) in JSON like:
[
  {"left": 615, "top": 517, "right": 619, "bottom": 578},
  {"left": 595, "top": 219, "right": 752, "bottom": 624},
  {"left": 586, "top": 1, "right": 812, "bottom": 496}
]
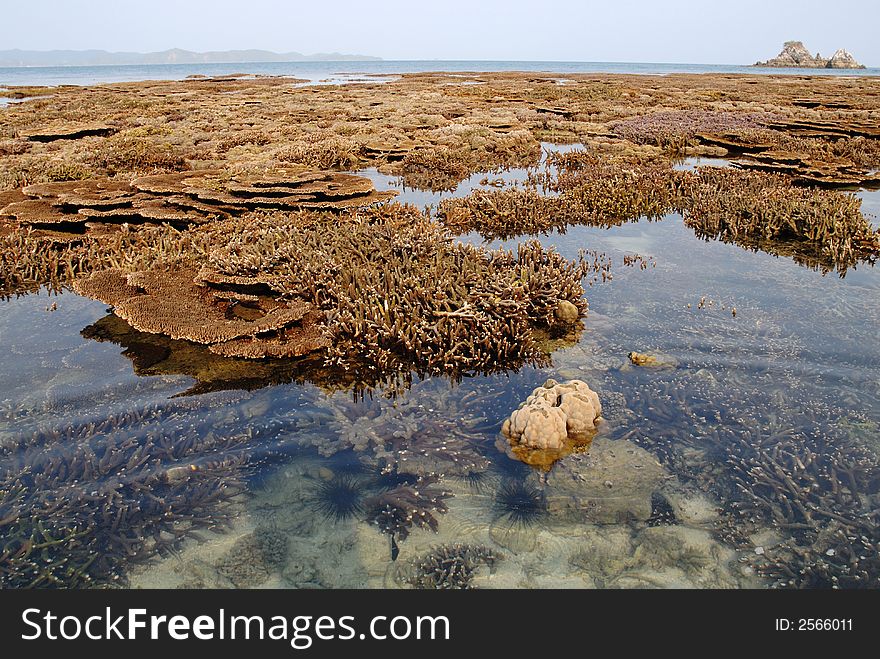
[
  {"left": 0, "top": 405, "right": 256, "bottom": 587},
  {"left": 677, "top": 167, "right": 880, "bottom": 273},
  {"left": 205, "top": 204, "right": 588, "bottom": 376},
  {"left": 400, "top": 146, "right": 474, "bottom": 192},
  {"left": 0, "top": 222, "right": 212, "bottom": 298},
  {"left": 438, "top": 151, "right": 681, "bottom": 240},
  {"left": 303, "top": 378, "right": 496, "bottom": 476},
  {"left": 710, "top": 426, "right": 880, "bottom": 589},
  {"left": 398, "top": 544, "right": 503, "bottom": 589},
  {"left": 277, "top": 131, "right": 364, "bottom": 170},
  {"left": 364, "top": 475, "right": 452, "bottom": 544}
]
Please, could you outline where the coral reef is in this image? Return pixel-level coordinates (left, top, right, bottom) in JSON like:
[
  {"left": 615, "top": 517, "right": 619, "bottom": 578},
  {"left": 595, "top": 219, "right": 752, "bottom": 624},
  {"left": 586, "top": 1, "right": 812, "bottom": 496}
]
[
  {"left": 0, "top": 405, "right": 255, "bottom": 587},
  {"left": 0, "top": 169, "right": 395, "bottom": 241},
  {"left": 438, "top": 151, "right": 680, "bottom": 240},
  {"left": 299, "top": 374, "right": 500, "bottom": 476},
  {"left": 532, "top": 438, "right": 667, "bottom": 524},
  {"left": 203, "top": 205, "right": 587, "bottom": 376},
  {"left": 80, "top": 313, "right": 354, "bottom": 396},
  {"left": 610, "top": 111, "right": 776, "bottom": 151},
  {"left": 364, "top": 475, "right": 452, "bottom": 546},
  {"left": 214, "top": 527, "right": 289, "bottom": 587},
  {"left": 500, "top": 378, "right": 601, "bottom": 469},
  {"left": 74, "top": 264, "right": 329, "bottom": 359},
  {"left": 709, "top": 426, "right": 880, "bottom": 588},
  {"left": 397, "top": 544, "right": 503, "bottom": 589},
  {"left": 678, "top": 168, "right": 879, "bottom": 272}
]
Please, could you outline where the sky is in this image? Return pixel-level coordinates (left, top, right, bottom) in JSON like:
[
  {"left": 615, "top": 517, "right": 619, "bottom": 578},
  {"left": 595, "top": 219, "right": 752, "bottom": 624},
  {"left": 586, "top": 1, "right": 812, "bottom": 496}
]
[{"left": 2, "top": 0, "right": 878, "bottom": 65}]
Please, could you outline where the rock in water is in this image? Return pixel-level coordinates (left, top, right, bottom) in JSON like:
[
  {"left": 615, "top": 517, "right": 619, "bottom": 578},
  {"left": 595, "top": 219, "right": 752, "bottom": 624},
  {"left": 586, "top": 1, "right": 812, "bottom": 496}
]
[
  {"left": 499, "top": 378, "right": 602, "bottom": 469},
  {"left": 531, "top": 438, "right": 666, "bottom": 523},
  {"left": 827, "top": 49, "right": 865, "bottom": 69},
  {"left": 555, "top": 300, "right": 580, "bottom": 325},
  {"left": 754, "top": 41, "right": 865, "bottom": 69}
]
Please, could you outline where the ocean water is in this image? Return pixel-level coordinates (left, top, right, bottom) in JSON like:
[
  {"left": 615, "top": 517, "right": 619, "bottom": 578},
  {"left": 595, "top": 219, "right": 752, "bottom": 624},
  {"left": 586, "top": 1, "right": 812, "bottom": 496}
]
[
  {"left": 1, "top": 146, "right": 878, "bottom": 589},
  {"left": 1, "top": 60, "right": 879, "bottom": 87}
]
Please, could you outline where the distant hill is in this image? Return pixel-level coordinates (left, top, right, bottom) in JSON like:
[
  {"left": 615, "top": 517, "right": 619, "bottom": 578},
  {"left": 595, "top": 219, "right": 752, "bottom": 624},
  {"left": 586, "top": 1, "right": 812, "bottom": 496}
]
[{"left": 0, "top": 48, "right": 382, "bottom": 67}]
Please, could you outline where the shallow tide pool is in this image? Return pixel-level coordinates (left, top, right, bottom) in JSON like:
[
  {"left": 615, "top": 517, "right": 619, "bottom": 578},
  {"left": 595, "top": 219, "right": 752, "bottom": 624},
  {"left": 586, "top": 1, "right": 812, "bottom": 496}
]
[{"left": 1, "top": 155, "right": 878, "bottom": 589}]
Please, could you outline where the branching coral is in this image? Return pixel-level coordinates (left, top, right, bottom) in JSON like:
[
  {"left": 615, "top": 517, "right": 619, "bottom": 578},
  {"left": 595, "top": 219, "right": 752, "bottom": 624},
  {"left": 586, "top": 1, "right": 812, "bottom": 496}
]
[
  {"left": 677, "top": 168, "right": 879, "bottom": 272},
  {"left": 610, "top": 110, "right": 777, "bottom": 150},
  {"left": 398, "top": 544, "right": 503, "bottom": 589},
  {"left": 438, "top": 152, "right": 680, "bottom": 240},
  {"left": 364, "top": 475, "right": 452, "bottom": 545},
  {"left": 710, "top": 426, "right": 880, "bottom": 588},
  {"left": 205, "top": 204, "right": 588, "bottom": 376},
  {"left": 0, "top": 407, "right": 255, "bottom": 587},
  {"left": 303, "top": 378, "right": 497, "bottom": 476}
]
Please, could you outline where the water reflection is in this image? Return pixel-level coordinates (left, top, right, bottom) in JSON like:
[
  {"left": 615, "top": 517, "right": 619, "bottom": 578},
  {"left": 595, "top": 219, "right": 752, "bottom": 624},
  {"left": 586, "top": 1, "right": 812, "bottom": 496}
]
[{"left": 80, "top": 313, "right": 366, "bottom": 397}]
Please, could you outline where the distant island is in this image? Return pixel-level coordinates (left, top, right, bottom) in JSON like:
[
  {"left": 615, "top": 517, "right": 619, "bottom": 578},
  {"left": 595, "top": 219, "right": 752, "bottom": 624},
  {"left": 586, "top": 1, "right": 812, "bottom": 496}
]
[
  {"left": 0, "top": 48, "right": 381, "bottom": 67},
  {"left": 754, "top": 41, "right": 865, "bottom": 69}
]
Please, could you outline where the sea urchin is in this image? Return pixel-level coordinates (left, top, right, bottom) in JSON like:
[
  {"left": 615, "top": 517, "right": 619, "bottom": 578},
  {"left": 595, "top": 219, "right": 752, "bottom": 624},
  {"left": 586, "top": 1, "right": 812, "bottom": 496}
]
[
  {"left": 492, "top": 479, "right": 548, "bottom": 528},
  {"left": 311, "top": 476, "right": 364, "bottom": 522}
]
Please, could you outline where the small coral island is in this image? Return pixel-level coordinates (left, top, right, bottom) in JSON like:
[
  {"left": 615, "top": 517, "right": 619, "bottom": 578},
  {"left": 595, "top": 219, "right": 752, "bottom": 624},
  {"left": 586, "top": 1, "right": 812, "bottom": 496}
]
[{"left": 755, "top": 41, "right": 865, "bottom": 69}]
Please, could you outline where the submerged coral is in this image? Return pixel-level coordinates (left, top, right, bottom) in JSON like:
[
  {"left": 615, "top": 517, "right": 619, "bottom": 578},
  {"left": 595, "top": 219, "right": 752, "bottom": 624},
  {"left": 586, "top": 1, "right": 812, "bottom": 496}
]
[
  {"left": 300, "top": 378, "right": 498, "bottom": 476},
  {"left": 710, "top": 426, "right": 880, "bottom": 588},
  {"left": 364, "top": 475, "right": 452, "bottom": 545},
  {"left": 214, "top": 526, "right": 289, "bottom": 588},
  {"left": 398, "top": 544, "right": 503, "bottom": 589},
  {"left": 0, "top": 406, "right": 255, "bottom": 587}
]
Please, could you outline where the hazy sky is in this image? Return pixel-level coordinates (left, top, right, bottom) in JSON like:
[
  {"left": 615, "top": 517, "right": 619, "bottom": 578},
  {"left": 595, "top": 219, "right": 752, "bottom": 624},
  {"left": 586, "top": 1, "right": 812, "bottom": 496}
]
[{"left": 3, "top": 0, "right": 878, "bottom": 65}]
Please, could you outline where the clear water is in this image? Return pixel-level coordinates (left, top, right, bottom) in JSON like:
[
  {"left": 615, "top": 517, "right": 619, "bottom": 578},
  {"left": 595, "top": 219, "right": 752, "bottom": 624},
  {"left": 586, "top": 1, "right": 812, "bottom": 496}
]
[
  {"left": 2, "top": 60, "right": 879, "bottom": 87},
  {"left": 1, "top": 153, "right": 878, "bottom": 589}
]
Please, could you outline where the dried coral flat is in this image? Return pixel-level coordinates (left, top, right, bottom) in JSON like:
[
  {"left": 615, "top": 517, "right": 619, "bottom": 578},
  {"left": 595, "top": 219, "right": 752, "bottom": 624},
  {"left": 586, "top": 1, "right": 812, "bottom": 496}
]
[
  {"left": 1, "top": 71, "right": 879, "bottom": 376},
  {"left": 2, "top": 71, "right": 879, "bottom": 191}
]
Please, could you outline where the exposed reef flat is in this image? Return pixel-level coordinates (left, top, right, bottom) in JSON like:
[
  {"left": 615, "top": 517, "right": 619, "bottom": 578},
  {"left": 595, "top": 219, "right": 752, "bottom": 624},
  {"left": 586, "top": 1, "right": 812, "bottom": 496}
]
[{"left": 2, "top": 71, "right": 878, "bottom": 380}]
